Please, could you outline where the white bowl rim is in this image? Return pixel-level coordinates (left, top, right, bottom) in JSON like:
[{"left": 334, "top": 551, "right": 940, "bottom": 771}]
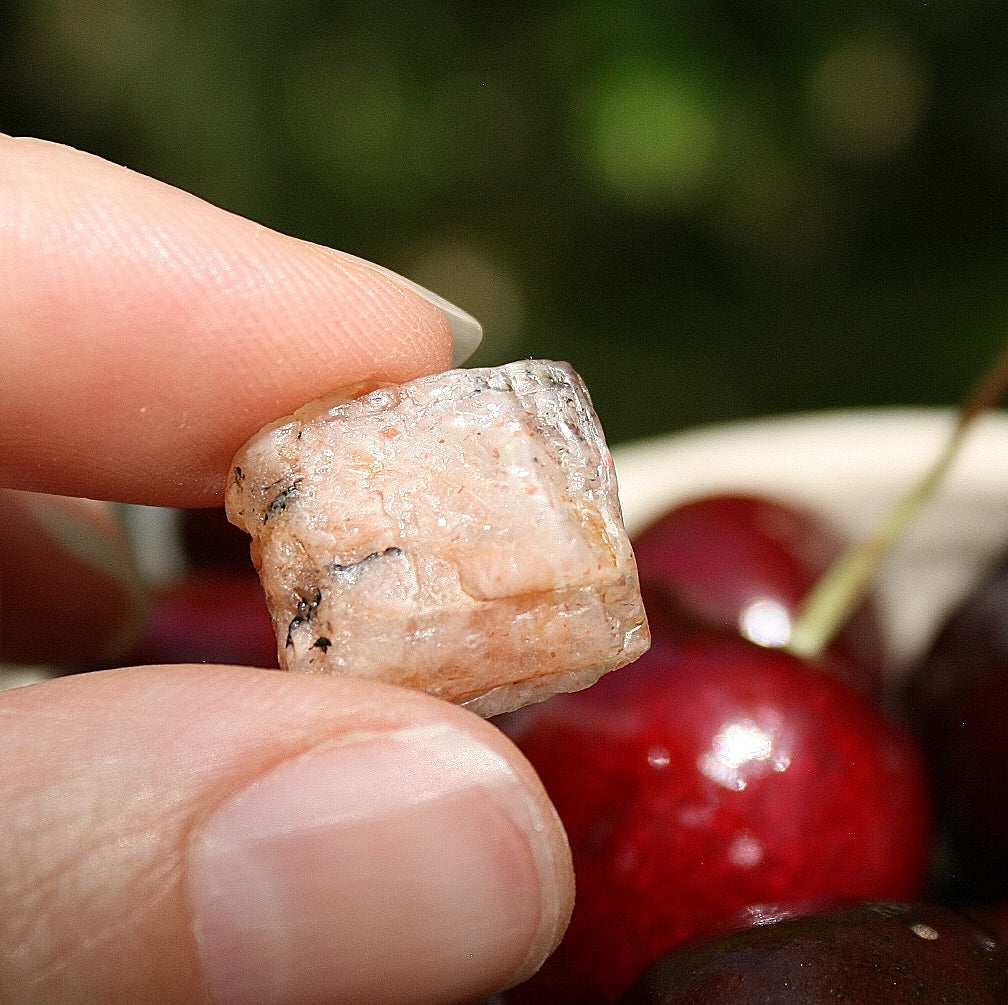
[{"left": 612, "top": 407, "right": 1008, "bottom": 671}]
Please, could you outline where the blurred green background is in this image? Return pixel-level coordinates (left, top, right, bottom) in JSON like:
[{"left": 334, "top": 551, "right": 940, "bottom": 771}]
[{"left": 4, "top": 1, "right": 1008, "bottom": 447}]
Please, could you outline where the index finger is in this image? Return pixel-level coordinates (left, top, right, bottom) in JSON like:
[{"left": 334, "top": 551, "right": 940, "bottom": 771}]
[{"left": 0, "top": 137, "right": 480, "bottom": 507}]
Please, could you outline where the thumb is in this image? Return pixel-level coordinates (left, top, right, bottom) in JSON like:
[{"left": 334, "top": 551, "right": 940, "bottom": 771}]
[{"left": 1, "top": 666, "right": 573, "bottom": 1005}]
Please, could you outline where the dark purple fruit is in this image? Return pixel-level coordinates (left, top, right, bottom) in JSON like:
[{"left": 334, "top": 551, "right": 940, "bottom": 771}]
[
  {"left": 901, "top": 551, "right": 1008, "bottom": 899},
  {"left": 621, "top": 901, "right": 1008, "bottom": 1004}
]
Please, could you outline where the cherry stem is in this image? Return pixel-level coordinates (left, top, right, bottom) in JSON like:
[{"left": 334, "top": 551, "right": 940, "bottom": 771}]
[{"left": 786, "top": 336, "right": 1008, "bottom": 662}]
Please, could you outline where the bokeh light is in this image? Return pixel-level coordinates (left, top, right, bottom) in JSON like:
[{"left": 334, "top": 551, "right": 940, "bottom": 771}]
[
  {"left": 578, "top": 58, "right": 718, "bottom": 210},
  {"left": 808, "top": 26, "right": 930, "bottom": 163},
  {"left": 3, "top": 3, "right": 1007, "bottom": 445},
  {"left": 403, "top": 242, "right": 527, "bottom": 364}
]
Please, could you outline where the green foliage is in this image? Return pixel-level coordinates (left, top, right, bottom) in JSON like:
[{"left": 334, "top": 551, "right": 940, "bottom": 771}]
[{"left": 4, "top": 1, "right": 1008, "bottom": 442}]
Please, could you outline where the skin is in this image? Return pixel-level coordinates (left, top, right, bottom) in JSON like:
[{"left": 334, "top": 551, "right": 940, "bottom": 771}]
[{"left": 0, "top": 136, "right": 574, "bottom": 1005}]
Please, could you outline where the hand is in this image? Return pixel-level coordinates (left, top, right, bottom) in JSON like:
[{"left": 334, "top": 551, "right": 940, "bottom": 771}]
[{"left": 0, "top": 136, "right": 574, "bottom": 1005}]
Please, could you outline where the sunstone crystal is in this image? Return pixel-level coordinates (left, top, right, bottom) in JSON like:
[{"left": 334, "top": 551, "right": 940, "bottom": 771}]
[{"left": 225, "top": 360, "right": 649, "bottom": 715}]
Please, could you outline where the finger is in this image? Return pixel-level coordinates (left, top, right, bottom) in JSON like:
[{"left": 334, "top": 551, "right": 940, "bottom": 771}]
[
  {"left": 0, "top": 136, "right": 480, "bottom": 507},
  {"left": 0, "top": 666, "right": 573, "bottom": 1005},
  {"left": 0, "top": 490, "right": 146, "bottom": 667}
]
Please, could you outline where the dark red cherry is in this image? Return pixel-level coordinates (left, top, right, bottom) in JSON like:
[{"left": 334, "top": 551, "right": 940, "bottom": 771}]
[
  {"left": 126, "top": 506, "right": 278, "bottom": 668},
  {"left": 632, "top": 495, "right": 885, "bottom": 700},
  {"left": 621, "top": 901, "right": 1008, "bottom": 1004},
  {"left": 130, "top": 570, "right": 279, "bottom": 668},
  {"left": 500, "top": 631, "right": 931, "bottom": 1003},
  {"left": 902, "top": 549, "right": 1008, "bottom": 899},
  {"left": 179, "top": 506, "right": 257, "bottom": 571}
]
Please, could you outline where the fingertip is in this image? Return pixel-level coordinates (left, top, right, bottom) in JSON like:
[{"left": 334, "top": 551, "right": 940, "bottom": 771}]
[
  {"left": 190, "top": 716, "right": 572, "bottom": 1004},
  {"left": 340, "top": 252, "right": 484, "bottom": 366},
  {"left": 1, "top": 666, "right": 571, "bottom": 1004},
  {"left": 0, "top": 137, "right": 460, "bottom": 506}
]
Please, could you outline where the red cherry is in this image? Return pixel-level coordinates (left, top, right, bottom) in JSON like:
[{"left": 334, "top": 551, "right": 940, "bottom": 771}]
[
  {"left": 501, "top": 631, "right": 932, "bottom": 1004},
  {"left": 130, "top": 570, "right": 279, "bottom": 668},
  {"left": 632, "top": 495, "right": 885, "bottom": 700}
]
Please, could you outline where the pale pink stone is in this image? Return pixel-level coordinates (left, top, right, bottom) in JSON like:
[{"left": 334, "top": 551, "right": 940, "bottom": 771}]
[{"left": 225, "top": 360, "right": 649, "bottom": 716}]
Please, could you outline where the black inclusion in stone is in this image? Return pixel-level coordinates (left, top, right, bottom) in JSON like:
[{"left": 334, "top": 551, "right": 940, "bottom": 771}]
[{"left": 328, "top": 546, "right": 404, "bottom": 582}]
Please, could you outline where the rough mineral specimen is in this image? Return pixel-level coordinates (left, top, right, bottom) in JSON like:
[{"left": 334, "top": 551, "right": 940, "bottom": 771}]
[{"left": 225, "top": 359, "right": 649, "bottom": 716}]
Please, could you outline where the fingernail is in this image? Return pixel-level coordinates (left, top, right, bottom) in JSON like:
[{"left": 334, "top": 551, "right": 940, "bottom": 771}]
[
  {"left": 347, "top": 255, "right": 484, "bottom": 366},
  {"left": 190, "top": 721, "right": 570, "bottom": 1005}
]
